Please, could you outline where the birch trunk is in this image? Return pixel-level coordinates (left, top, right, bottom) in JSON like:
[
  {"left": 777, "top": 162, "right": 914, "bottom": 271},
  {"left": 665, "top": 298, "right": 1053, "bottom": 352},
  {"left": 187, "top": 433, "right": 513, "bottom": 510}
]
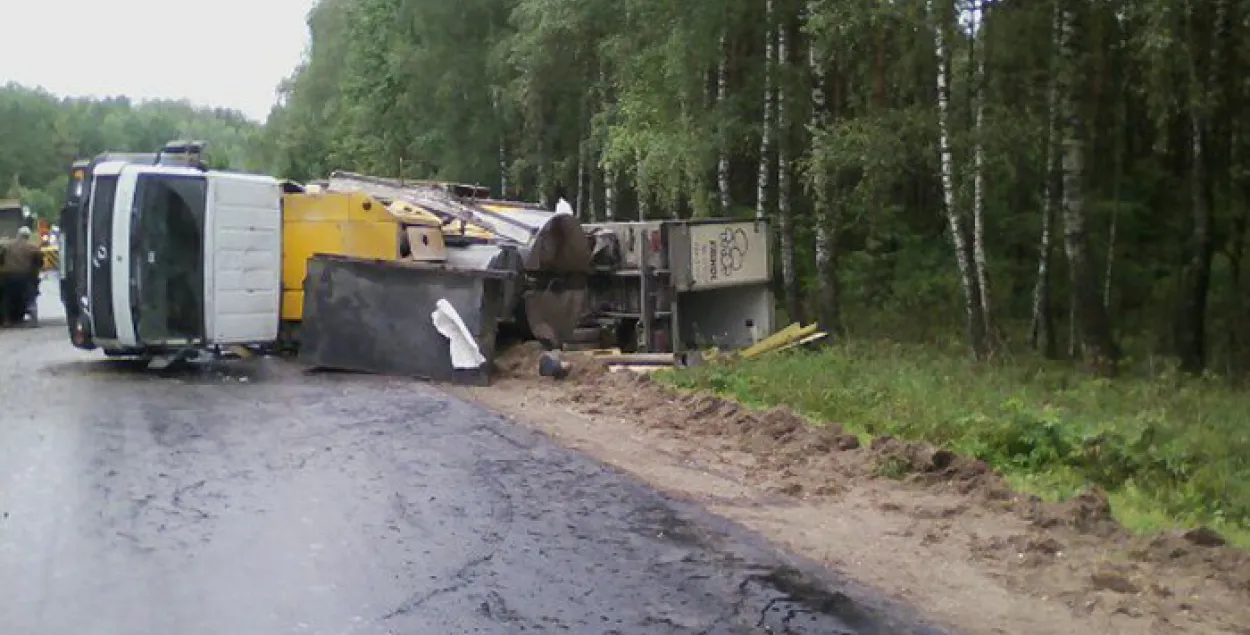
[
  {"left": 1104, "top": 207, "right": 1118, "bottom": 310},
  {"left": 1057, "top": 0, "right": 1118, "bottom": 375},
  {"left": 575, "top": 142, "right": 586, "bottom": 219},
  {"left": 932, "top": 0, "right": 987, "bottom": 358},
  {"left": 1030, "top": 0, "right": 1060, "bottom": 358},
  {"left": 537, "top": 136, "right": 550, "bottom": 208},
  {"left": 809, "top": 8, "right": 841, "bottom": 335},
  {"left": 970, "top": 0, "right": 993, "bottom": 346},
  {"left": 1104, "top": 102, "right": 1124, "bottom": 311},
  {"left": 777, "top": 17, "right": 799, "bottom": 322},
  {"left": 1176, "top": 0, "right": 1216, "bottom": 373},
  {"left": 588, "top": 159, "right": 598, "bottom": 222},
  {"left": 756, "top": 0, "right": 775, "bottom": 222},
  {"left": 599, "top": 61, "right": 613, "bottom": 221},
  {"left": 499, "top": 139, "right": 509, "bottom": 198},
  {"left": 1229, "top": 178, "right": 1248, "bottom": 373},
  {"left": 605, "top": 167, "right": 616, "bottom": 221},
  {"left": 717, "top": 34, "right": 731, "bottom": 214},
  {"left": 493, "top": 93, "right": 508, "bottom": 198}
]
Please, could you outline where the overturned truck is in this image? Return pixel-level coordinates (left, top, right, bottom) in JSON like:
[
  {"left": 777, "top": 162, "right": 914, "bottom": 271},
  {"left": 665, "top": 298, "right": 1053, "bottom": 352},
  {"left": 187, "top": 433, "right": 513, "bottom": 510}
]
[{"left": 57, "top": 142, "right": 774, "bottom": 382}]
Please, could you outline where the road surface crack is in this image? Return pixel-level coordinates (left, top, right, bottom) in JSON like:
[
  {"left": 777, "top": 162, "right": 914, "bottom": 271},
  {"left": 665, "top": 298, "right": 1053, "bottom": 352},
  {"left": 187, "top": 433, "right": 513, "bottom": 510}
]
[{"left": 379, "top": 553, "right": 496, "bottom": 621}]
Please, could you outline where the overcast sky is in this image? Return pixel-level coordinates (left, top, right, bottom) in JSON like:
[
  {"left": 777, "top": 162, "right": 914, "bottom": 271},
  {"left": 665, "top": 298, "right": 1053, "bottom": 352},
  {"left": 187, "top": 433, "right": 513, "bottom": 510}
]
[{"left": 0, "top": 0, "right": 316, "bottom": 122}]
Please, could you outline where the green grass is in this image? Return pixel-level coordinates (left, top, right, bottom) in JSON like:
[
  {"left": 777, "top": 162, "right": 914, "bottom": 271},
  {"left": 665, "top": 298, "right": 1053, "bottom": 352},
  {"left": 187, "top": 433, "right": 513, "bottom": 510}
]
[{"left": 659, "top": 339, "right": 1250, "bottom": 548}]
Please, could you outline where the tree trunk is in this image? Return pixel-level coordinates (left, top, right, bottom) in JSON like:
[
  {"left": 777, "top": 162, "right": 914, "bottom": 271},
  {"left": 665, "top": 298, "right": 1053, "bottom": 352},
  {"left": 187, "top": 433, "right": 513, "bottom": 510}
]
[
  {"left": 932, "top": 0, "right": 987, "bottom": 358},
  {"left": 970, "top": 0, "right": 993, "bottom": 346},
  {"left": 1030, "top": 193, "right": 1059, "bottom": 359},
  {"left": 1104, "top": 206, "right": 1118, "bottom": 311},
  {"left": 1175, "top": 0, "right": 1221, "bottom": 374},
  {"left": 605, "top": 167, "right": 616, "bottom": 221},
  {"left": 1104, "top": 70, "right": 1128, "bottom": 312},
  {"left": 1229, "top": 199, "right": 1246, "bottom": 374},
  {"left": 717, "top": 33, "right": 732, "bottom": 214},
  {"left": 575, "top": 141, "right": 586, "bottom": 218},
  {"left": 1176, "top": 107, "right": 1213, "bottom": 374},
  {"left": 756, "top": 0, "right": 775, "bottom": 222},
  {"left": 809, "top": 8, "right": 841, "bottom": 335},
  {"left": 493, "top": 93, "right": 508, "bottom": 198},
  {"left": 537, "top": 135, "right": 550, "bottom": 208},
  {"left": 1057, "top": 0, "right": 1118, "bottom": 375},
  {"left": 1030, "top": 1, "right": 1060, "bottom": 359},
  {"left": 777, "top": 15, "right": 799, "bottom": 322},
  {"left": 589, "top": 159, "right": 598, "bottom": 222}
]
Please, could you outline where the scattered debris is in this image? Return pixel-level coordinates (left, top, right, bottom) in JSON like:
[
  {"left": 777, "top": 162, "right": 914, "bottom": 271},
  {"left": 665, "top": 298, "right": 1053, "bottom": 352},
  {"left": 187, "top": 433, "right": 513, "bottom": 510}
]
[{"left": 538, "top": 351, "right": 571, "bottom": 380}]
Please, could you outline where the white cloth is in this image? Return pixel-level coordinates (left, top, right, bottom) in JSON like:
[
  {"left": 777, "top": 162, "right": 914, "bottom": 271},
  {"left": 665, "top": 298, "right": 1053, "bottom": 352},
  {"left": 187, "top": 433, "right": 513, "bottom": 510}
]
[
  {"left": 555, "top": 197, "right": 574, "bottom": 216},
  {"left": 431, "top": 299, "right": 486, "bottom": 369}
]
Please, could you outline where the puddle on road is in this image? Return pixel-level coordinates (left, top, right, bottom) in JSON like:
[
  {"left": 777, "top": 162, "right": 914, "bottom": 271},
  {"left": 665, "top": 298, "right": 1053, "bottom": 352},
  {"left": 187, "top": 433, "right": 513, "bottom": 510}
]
[
  {"left": 626, "top": 502, "right": 941, "bottom": 635},
  {"left": 742, "top": 567, "right": 868, "bottom": 635}
]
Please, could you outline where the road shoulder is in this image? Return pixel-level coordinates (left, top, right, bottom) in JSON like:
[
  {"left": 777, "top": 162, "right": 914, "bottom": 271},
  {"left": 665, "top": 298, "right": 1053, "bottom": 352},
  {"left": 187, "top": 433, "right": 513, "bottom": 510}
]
[{"left": 448, "top": 346, "right": 1250, "bottom": 635}]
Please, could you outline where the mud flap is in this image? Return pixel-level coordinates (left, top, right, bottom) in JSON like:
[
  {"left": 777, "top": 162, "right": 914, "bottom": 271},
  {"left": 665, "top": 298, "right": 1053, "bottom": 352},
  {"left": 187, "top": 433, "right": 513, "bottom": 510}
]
[{"left": 297, "top": 255, "right": 513, "bottom": 385}]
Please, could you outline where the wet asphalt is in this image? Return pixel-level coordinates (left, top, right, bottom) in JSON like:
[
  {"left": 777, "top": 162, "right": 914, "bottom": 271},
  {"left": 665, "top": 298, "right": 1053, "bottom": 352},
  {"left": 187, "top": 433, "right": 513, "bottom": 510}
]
[{"left": 0, "top": 278, "right": 951, "bottom": 635}]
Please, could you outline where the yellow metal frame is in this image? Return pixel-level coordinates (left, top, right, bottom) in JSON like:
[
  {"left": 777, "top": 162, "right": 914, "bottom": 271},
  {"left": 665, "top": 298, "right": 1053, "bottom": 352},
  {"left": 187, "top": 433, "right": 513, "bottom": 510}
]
[
  {"left": 280, "top": 190, "right": 400, "bottom": 321},
  {"left": 41, "top": 246, "right": 58, "bottom": 272},
  {"left": 278, "top": 188, "right": 551, "bottom": 322}
]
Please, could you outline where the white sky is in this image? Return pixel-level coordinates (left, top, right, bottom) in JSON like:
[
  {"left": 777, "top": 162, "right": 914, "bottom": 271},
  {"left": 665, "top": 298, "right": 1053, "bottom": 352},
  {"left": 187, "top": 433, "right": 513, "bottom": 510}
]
[{"left": 0, "top": 0, "right": 316, "bottom": 122}]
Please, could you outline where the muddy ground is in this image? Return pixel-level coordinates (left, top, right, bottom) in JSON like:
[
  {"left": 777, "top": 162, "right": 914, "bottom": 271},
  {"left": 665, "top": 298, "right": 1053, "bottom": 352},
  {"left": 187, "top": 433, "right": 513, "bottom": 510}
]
[{"left": 452, "top": 343, "right": 1250, "bottom": 635}]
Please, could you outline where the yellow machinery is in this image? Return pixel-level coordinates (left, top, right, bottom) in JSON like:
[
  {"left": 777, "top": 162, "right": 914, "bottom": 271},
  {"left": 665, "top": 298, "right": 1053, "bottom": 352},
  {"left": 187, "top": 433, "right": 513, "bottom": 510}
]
[
  {"left": 274, "top": 174, "right": 593, "bottom": 382},
  {"left": 38, "top": 219, "right": 58, "bottom": 273},
  {"left": 280, "top": 189, "right": 400, "bottom": 322}
]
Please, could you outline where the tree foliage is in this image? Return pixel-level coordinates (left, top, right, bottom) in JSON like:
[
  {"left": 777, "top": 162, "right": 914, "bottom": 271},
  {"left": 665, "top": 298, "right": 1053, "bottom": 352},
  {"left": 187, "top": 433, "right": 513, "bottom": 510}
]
[
  {"left": 0, "top": 83, "right": 263, "bottom": 223},
  {"left": 266, "top": 0, "right": 1250, "bottom": 376}
]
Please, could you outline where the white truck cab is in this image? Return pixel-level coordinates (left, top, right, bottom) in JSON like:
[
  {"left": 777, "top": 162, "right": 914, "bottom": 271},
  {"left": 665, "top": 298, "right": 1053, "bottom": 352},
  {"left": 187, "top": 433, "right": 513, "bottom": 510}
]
[{"left": 77, "top": 160, "right": 281, "bottom": 357}]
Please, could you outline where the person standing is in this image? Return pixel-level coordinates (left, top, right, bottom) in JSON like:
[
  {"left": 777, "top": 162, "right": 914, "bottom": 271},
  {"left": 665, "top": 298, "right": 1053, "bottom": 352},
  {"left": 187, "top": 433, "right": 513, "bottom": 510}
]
[
  {"left": 0, "top": 233, "right": 16, "bottom": 327},
  {"left": 0, "top": 227, "right": 41, "bottom": 326}
]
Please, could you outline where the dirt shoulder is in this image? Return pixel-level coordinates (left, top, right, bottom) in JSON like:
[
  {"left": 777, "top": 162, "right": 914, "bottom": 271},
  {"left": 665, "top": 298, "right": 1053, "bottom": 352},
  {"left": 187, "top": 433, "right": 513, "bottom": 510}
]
[{"left": 448, "top": 345, "right": 1249, "bottom": 635}]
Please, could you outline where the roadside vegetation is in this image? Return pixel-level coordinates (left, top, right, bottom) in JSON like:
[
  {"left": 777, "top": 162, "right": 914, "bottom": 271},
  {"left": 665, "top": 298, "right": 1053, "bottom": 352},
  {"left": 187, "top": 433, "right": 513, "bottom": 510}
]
[
  {"left": 0, "top": 83, "right": 264, "bottom": 223},
  {"left": 663, "top": 335, "right": 1250, "bottom": 547}
]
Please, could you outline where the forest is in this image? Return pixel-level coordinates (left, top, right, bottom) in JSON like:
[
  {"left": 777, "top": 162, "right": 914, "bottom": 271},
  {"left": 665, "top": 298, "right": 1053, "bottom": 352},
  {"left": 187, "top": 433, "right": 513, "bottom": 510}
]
[
  {"left": 4, "top": 0, "right": 1249, "bottom": 539},
  {"left": 0, "top": 83, "right": 263, "bottom": 221},
  {"left": 257, "top": 0, "right": 1250, "bottom": 379}
]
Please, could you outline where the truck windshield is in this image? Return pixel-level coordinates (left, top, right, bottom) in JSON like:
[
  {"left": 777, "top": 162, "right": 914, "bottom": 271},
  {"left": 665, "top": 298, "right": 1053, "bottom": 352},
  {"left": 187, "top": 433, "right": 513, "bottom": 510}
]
[{"left": 130, "top": 174, "right": 208, "bottom": 343}]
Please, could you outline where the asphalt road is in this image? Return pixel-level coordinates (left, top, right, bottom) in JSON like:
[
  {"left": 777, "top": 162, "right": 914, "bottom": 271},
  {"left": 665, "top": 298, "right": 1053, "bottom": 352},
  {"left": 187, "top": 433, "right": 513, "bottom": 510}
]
[{"left": 0, "top": 278, "right": 948, "bottom": 635}]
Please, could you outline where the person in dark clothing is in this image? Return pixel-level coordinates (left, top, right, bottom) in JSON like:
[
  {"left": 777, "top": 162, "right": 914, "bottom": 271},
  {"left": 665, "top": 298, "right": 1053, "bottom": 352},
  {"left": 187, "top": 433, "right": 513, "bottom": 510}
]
[{"left": 0, "top": 228, "right": 42, "bottom": 326}]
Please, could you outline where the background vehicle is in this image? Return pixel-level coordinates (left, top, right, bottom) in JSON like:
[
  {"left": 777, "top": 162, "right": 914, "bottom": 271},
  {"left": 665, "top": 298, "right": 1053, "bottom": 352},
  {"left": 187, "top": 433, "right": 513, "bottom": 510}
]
[{"left": 0, "top": 199, "right": 34, "bottom": 238}]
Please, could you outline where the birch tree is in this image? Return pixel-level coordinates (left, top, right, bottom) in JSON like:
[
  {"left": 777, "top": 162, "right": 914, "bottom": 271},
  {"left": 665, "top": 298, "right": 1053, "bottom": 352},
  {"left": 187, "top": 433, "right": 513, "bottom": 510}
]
[
  {"left": 777, "top": 4, "right": 800, "bottom": 321},
  {"left": 931, "top": 0, "right": 988, "bottom": 358},
  {"left": 1057, "top": 0, "right": 1118, "bottom": 375},
  {"left": 757, "top": 0, "right": 776, "bottom": 223},
  {"left": 1030, "top": 0, "right": 1062, "bottom": 359}
]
